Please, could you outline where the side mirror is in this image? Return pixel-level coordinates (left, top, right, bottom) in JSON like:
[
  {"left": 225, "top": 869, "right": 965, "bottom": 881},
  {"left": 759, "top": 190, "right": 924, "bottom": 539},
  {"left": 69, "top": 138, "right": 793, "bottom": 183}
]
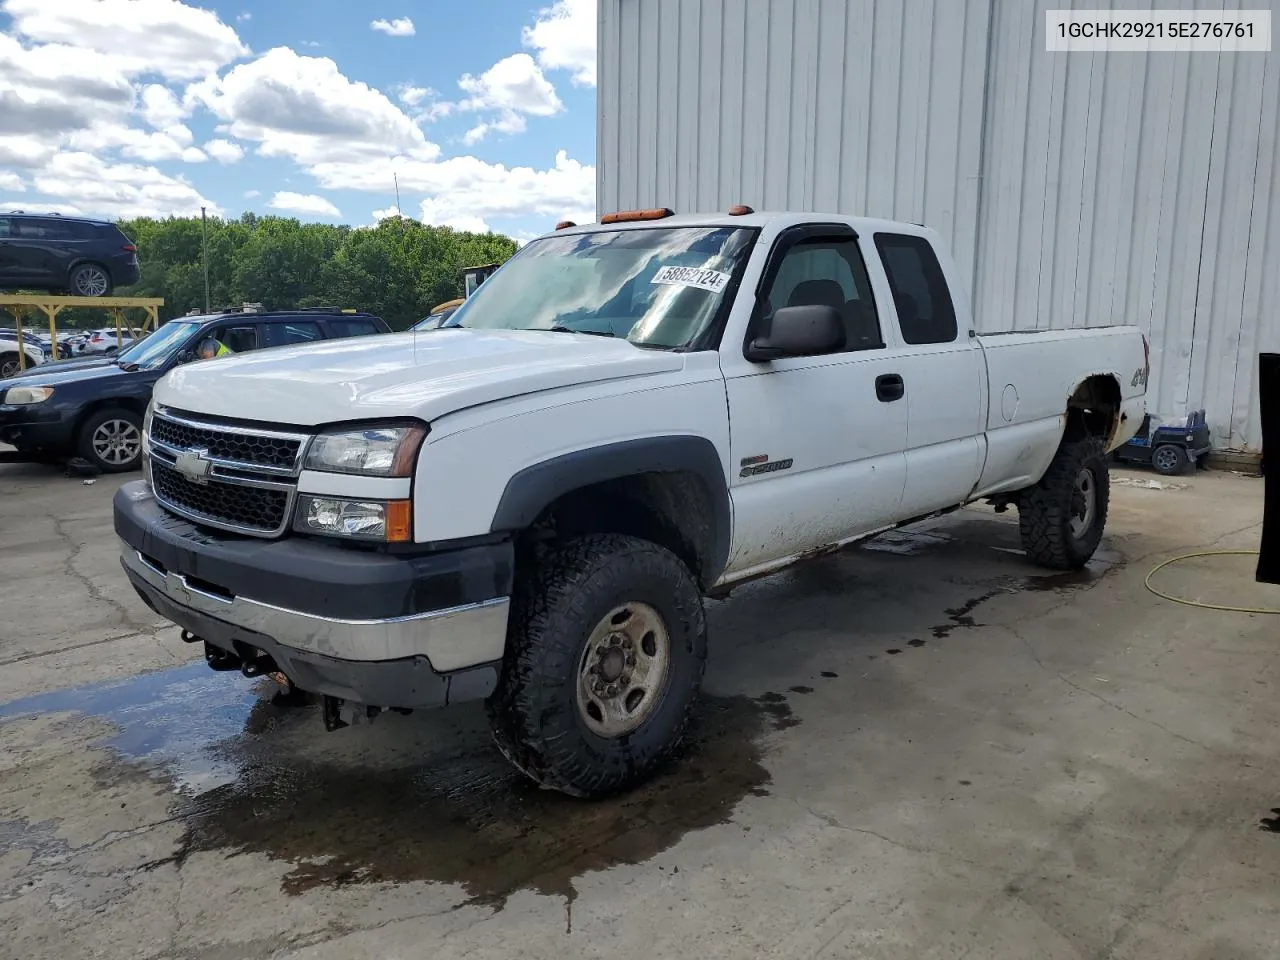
[{"left": 745, "top": 304, "right": 845, "bottom": 362}]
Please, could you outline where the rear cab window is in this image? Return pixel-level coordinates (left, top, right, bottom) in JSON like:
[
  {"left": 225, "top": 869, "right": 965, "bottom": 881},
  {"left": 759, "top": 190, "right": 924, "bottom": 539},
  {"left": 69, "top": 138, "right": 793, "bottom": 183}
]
[{"left": 873, "top": 233, "right": 958, "bottom": 345}]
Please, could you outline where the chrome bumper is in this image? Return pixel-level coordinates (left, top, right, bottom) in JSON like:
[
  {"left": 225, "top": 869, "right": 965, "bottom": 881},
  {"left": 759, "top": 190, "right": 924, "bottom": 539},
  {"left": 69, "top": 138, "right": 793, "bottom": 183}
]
[{"left": 120, "top": 545, "right": 509, "bottom": 671}]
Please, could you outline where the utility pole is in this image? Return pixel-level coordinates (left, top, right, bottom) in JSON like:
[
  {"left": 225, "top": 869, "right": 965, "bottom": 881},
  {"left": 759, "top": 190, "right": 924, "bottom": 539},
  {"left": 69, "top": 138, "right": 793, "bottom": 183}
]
[
  {"left": 394, "top": 172, "right": 401, "bottom": 216},
  {"left": 200, "top": 206, "right": 210, "bottom": 312}
]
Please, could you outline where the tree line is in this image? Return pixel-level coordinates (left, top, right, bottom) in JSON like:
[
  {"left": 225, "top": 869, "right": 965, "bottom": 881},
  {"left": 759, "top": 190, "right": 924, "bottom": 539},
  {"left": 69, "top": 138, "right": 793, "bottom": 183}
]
[{"left": 58, "top": 213, "right": 517, "bottom": 331}]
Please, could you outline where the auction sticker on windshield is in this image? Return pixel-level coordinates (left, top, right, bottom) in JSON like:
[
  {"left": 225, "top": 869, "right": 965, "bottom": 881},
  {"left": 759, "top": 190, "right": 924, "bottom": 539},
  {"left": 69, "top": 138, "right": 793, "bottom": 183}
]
[{"left": 650, "top": 265, "right": 731, "bottom": 293}]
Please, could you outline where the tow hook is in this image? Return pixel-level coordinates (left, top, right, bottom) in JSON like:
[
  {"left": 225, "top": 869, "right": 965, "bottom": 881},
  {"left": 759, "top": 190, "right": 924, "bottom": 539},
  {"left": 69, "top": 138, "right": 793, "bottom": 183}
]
[{"left": 204, "top": 642, "right": 241, "bottom": 672}]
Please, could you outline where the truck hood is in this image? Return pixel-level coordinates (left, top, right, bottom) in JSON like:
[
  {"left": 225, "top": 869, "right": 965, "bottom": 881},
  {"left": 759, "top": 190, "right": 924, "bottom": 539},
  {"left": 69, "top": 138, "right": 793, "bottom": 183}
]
[{"left": 154, "top": 329, "right": 686, "bottom": 425}]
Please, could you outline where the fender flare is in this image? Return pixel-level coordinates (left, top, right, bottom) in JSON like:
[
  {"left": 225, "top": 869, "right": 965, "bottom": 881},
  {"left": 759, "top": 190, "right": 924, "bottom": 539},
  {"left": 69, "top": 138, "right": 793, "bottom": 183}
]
[{"left": 489, "top": 435, "right": 732, "bottom": 584}]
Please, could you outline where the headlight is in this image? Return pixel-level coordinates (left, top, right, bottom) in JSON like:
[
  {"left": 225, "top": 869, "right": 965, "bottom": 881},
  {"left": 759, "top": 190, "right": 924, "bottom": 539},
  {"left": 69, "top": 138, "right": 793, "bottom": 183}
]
[
  {"left": 295, "top": 496, "right": 412, "bottom": 542},
  {"left": 3, "top": 386, "right": 54, "bottom": 405},
  {"left": 303, "top": 424, "right": 426, "bottom": 477}
]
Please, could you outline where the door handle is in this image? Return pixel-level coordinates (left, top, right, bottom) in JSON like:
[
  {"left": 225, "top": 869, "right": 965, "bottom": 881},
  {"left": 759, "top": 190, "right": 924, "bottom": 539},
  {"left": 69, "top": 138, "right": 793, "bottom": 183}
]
[{"left": 875, "top": 373, "right": 905, "bottom": 402}]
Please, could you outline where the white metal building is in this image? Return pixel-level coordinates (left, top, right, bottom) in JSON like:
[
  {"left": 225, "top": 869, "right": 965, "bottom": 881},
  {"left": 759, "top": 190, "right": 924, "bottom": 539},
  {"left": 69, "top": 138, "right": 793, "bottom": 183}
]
[{"left": 597, "top": 0, "right": 1279, "bottom": 452}]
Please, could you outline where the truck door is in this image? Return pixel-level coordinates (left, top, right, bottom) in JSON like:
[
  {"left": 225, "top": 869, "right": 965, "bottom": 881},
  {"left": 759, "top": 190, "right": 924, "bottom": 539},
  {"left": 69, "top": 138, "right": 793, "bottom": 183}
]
[
  {"left": 720, "top": 226, "right": 908, "bottom": 577},
  {"left": 870, "top": 232, "right": 986, "bottom": 517}
]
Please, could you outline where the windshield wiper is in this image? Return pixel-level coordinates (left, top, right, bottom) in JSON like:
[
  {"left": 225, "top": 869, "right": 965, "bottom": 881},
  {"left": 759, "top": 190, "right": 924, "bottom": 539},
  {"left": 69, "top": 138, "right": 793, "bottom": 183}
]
[
  {"left": 549, "top": 325, "right": 615, "bottom": 338},
  {"left": 118, "top": 361, "right": 140, "bottom": 371}
]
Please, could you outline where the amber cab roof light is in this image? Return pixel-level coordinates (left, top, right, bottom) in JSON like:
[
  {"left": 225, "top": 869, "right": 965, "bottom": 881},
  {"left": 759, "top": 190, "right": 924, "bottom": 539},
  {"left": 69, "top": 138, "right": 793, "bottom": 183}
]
[
  {"left": 599, "top": 207, "right": 675, "bottom": 224},
  {"left": 727, "top": 204, "right": 755, "bottom": 216},
  {"left": 555, "top": 220, "right": 577, "bottom": 230}
]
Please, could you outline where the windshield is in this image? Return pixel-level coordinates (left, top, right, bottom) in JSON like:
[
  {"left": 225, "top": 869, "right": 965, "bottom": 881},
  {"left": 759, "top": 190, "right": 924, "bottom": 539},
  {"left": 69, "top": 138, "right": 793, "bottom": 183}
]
[
  {"left": 116, "top": 321, "right": 201, "bottom": 370},
  {"left": 446, "top": 226, "right": 756, "bottom": 349}
]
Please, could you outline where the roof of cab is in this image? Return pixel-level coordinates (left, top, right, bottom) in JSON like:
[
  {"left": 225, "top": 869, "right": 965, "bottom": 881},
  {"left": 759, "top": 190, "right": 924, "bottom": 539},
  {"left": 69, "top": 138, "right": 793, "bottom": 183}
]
[{"left": 544, "top": 210, "right": 937, "bottom": 239}]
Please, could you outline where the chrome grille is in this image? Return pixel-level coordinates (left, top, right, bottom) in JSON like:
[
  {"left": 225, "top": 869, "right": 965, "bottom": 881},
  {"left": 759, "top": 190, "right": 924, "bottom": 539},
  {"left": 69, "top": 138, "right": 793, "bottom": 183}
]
[
  {"left": 145, "top": 406, "right": 311, "bottom": 538},
  {"left": 150, "top": 416, "right": 301, "bottom": 469}
]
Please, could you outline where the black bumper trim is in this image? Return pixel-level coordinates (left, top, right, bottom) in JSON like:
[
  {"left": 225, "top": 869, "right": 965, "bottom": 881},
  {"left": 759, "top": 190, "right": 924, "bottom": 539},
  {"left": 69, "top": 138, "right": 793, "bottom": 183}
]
[{"left": 113, "top": 481, "right": 514, "bottom": 621}]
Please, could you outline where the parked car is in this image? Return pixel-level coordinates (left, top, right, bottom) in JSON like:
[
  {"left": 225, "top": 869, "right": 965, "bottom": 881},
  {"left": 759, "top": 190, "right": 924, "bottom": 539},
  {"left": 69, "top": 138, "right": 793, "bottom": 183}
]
[
  {"left": 0, "top": 212, "right": 140, "bottom": 297},
  {"left": 0, "top": 330, "right": 44, "bottom": 378},
  {"left": 80, "top": 326, "right": 140, "bottom": 355},
  {"left": 0, "top": 308, "right": 390, "bottom": 471},
  {"left": 109, "top": 209, "right": 1149, "bottom": 798}
]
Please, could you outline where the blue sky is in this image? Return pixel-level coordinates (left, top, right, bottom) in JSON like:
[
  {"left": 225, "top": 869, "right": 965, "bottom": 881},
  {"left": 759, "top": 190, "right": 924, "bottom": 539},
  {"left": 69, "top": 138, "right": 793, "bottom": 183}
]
[{"left": 0, "top": 0, "right": 597, "bottom": 241}]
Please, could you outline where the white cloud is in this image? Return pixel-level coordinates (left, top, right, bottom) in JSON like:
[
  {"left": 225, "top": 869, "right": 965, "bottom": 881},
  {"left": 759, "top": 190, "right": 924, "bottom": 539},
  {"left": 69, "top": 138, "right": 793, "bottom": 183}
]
[
  {"left": 523, "top": 0, "right": 596, "bottom": 87},
  {"left": 0, "top": 170, "right": 24, "bottom": 192},
  {"left": 429, "top": 213, "right": 492, "bottom": 234},
  {"left": 398, "top": 85, "right": 432, "bottom": 106},
  {"left": 311, "top": 148, "right": 594, "bottom": 228},
  {"left": 204, "top": 138, "right": 244, "bottom": 164},
  {"left": 0, "top": 136, "right": 56, "bottom": 169},
  {"left": 370, "top": 17, "right": 415, "bottom": 37},
  {"left": 371, "top": 205, "right": 403, "bottom": 222},
  {"left": 0, "top": 199, "right": 84, "bottom": 215},
  {"left": 458, "top": 53, "right": 561, "bottom": 117},
  {"left": 236, "top": 11, "right": 251, "bottom": 21},
  {"left": 301, "top": 40, "right": 321, "bottom": 48},
  {"left": 2, "top": 0, "right": 250, "bottom": 81},
  {"left": 0, "top": 34, "right": 135, "bottom": 135},
  {"left": 268, "top": 191, "right": 341, "bottom": 218},
  {"left": 140, "top": 84, "right": 186, "bottom": 128},
  {"left": 185, "top": 47, "right": 438, "bottom": 166},
  {"left": 66, "top": 123, "right": 204, "bottom": 163},
  {"left": 30, "top": 150, "right": 219, "bottom": 218},
  {"left": 244, "top": 189, "right": 261, "bottom": 199}
]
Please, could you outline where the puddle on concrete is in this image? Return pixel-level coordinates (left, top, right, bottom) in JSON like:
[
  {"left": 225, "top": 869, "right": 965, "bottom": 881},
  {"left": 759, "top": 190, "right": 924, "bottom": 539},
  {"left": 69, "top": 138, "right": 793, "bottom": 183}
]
[
  {"left": 820, "top": 671, "right": 839, "bottom": 679},
  {"left": 0, "top": 663, "right": 262, "bottom": 792},
  {"left": 931, "top": 589, "right": 1006, "bottom": 639},
  {"left": 1, "top": 664, "right": 797, "bottom": 910}
]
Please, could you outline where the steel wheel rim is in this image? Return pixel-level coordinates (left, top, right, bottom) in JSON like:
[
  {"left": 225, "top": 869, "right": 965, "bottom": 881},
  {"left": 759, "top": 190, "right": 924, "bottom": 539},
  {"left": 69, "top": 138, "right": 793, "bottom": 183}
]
[
  {"left": 0, "top": 358, "right": 18, "bottom": 378},
  {"left": 92, "top": 419, "right": 140, "bottom": 465},
  {"left": 575, "top": 601, "right": 671, "bottom": 738},
  {"left": 1153, "top": 447, "right": 1179, "bottom": 472},
  {"left": 1068, "top": 466, "right": 1096, "bottom": 539},
  {"left": 76, "top": 267, "right": 108, "bottom": 296}
]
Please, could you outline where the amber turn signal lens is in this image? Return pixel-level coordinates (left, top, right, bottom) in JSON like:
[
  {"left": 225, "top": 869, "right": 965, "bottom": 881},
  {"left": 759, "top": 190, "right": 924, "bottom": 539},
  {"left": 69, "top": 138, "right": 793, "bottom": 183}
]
[
  {"left": 386, "top": 500, "right": 413, "bottom": 543},
  {"left": 727, "top": 204, "right": 754, "bottom": 216}
]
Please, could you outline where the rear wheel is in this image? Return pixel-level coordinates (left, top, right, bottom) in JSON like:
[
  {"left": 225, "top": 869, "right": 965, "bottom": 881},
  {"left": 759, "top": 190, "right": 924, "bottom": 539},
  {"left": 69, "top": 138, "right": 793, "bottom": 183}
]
[
  {"left": 1018, "top": 436, "right": 1110, "bottom": 570},
  {"left": 69, "top": 263, "right": 111, "bottom": 298},
  {"left": 0, "top": 353, "right": 22, "bottom": 378},
  {"left": 487, "top": 533, "right": 707, "bottom": 798},
  {"left": 78, "top": 407, "right": 143, "bottom": 472},
  {"left": 1152, "top": 443, "right": 1189, "bottom": 476}
]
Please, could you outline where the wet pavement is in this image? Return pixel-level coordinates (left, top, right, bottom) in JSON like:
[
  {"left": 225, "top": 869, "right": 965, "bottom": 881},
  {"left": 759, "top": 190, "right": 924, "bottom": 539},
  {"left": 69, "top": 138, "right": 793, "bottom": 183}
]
[{"left": 2, "top": 463, "right": 1279, "bottom": 959}]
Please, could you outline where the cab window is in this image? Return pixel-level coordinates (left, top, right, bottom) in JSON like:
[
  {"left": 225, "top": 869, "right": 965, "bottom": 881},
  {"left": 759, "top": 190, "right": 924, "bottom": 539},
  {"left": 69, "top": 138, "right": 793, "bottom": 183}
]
[
  {"left": 264, "top": 321, "right": 322, "bottom": 347},
  {"left": 213, "top": 325, "right": 261, "bottom": 353}
]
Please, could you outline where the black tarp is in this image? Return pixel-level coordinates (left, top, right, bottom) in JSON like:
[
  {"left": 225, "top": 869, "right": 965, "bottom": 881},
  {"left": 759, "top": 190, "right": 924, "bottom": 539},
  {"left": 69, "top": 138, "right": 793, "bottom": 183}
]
[{"left": 1256, "top": 353, "right": 1280, "bottom": 584}]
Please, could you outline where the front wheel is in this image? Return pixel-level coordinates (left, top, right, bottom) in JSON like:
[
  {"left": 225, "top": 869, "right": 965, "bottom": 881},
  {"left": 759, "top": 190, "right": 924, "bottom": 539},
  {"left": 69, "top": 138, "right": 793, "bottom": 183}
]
[
  {"left": 487, "top": 533, "right": 707, "bottom": 798},
  {"left": 0, "top": 353, "right": 22, "bottom": 378},
  {"left": 78, "top": 407, "right": 143, "bottom": 472},
  {"left": 1018, "top": 436, "right": 1110, "bottom": 570}
]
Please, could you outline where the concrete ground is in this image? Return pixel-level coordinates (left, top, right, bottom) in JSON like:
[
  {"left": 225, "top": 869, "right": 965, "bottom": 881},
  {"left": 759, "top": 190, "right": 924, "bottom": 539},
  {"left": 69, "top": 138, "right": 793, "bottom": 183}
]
[{"left": 1, "top": 460, "right": 1277, "bottom": 959}]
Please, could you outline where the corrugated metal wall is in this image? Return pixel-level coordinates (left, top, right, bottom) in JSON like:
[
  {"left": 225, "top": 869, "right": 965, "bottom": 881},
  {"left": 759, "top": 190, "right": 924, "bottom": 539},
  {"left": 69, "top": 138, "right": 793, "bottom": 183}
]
[{"left": 598, "top": 0, "right": 1280, "bottom": 450}]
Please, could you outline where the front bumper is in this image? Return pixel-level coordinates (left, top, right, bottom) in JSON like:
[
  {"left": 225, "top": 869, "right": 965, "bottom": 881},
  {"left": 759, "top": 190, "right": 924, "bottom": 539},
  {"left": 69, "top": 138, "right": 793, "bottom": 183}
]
[
  {"left": 0, "top": 402, "right": 75, "bottom": 451},
  {"left": 114, "top": 481, "right": 514, "bottom": 708}
]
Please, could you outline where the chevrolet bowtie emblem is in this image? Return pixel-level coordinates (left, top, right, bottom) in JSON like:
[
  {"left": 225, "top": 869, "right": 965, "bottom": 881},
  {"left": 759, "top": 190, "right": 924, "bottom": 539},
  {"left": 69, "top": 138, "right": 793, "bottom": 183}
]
[{"left": 174, "top": 448, "right": 213, "bottom": 485}]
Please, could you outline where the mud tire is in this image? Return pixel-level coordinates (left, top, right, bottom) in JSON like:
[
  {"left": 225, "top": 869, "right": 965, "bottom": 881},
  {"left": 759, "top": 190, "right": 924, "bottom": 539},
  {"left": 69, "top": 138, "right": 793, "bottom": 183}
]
[
  {"left": 486, "top": 533, "right": 707, "bottom": 798},
  {"left": 1018, "top": 436, "right": 1110, "bottom": 571}
]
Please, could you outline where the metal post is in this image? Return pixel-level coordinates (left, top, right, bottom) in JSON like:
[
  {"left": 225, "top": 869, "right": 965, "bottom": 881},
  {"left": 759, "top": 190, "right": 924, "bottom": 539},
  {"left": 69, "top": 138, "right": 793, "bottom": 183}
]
[
  {"left": 13, "top": 308, "right": 25, "bottom": 371},
  {"left": 201, "top": 206, "right": 211, "bottom": 313}
]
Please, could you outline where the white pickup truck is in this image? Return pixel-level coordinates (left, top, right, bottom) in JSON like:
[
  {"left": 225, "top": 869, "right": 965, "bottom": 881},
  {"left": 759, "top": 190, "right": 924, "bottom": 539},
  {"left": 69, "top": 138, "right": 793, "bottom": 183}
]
[{"left": 113, "top": 209, "right": 1147, "bottom": 796}]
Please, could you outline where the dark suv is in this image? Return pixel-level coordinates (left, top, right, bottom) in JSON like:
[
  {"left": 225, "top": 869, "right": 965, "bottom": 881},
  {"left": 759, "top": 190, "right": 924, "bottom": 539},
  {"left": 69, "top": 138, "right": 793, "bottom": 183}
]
[
  {"left": 0, "top": 212, "right": 141, "bottom": 297},
  {"left": 0, "top": 308, "right": 390, "bottom": 471}
]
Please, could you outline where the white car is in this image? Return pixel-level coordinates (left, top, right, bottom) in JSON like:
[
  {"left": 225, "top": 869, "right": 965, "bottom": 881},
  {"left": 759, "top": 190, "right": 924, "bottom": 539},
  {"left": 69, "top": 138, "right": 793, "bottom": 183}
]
[
  {"left": 0, "top": 334, "right": 43, "bottom": 378},
  {"left": 112, "top": 209, "right": 1148, "bottom": 796},
  {"left": 80, "top": 327, "right": 140, "bottom": 355}
]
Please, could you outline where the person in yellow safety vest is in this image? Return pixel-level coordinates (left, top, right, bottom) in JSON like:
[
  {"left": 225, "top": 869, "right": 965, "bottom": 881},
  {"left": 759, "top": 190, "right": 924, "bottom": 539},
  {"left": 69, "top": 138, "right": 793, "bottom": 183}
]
[{"left": 196, "top": 337, "right": 233, "bottom": 361}]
